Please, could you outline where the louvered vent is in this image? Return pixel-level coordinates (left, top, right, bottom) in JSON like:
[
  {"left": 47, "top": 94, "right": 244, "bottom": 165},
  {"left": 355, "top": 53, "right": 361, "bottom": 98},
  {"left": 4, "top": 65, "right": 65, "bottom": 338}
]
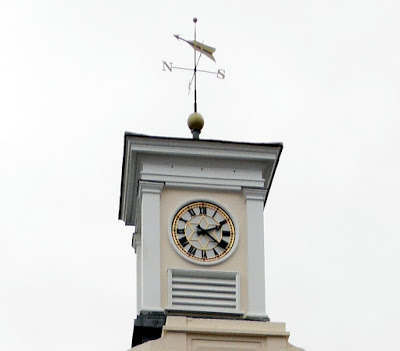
[{"left": 168, "top": 269, "right": 240, "bottom": 314}]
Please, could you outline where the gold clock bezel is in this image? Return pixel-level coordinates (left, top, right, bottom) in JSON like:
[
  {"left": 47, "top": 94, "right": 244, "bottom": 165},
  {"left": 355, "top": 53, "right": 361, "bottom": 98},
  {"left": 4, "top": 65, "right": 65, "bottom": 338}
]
[{"left": 170, "top": 200, "right": 237, "bottom": 265}]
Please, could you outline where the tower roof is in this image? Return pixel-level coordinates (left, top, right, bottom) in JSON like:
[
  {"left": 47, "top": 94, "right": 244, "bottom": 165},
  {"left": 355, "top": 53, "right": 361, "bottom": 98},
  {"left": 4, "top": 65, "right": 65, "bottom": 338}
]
[{"left": 119, "top": 133, "right": 283, "bottom": 226}]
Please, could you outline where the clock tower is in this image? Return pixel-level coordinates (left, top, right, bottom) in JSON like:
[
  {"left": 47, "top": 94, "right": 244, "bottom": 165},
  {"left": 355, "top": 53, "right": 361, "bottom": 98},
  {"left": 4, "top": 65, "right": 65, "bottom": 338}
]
[
  {"left": 119, "top": 130, "right": 304, "bottom": 351},
  {"left": 119, "top": 18, "right": 303, "bottom": 351}
]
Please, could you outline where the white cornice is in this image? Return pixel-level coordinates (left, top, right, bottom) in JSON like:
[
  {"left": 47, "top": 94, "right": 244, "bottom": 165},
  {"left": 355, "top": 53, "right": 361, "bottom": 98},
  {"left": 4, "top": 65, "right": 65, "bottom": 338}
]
[
  {"left": 242, "top": 188, "right": 268, "bottom": 201},
  {"left": 128, "top": 137, "right": 281, "bottom": 162},
  {"left": 138, "top": 181, "right": 164, "bottom": 194},
  {"left": 119, "top": 134, "right": 282, "bottom": 226}
]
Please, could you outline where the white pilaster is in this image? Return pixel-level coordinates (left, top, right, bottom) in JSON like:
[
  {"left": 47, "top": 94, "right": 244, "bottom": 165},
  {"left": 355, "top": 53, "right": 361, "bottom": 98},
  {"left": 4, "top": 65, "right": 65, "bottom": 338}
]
[
  {"left": 133, "top": 233, "right": 142, "bottom": 312},
  {"left": 138, "top": 181, "right": 164, "bottom": 313},
  {"left": 243, "top": 187, "right": 268, "bottom": 319}
]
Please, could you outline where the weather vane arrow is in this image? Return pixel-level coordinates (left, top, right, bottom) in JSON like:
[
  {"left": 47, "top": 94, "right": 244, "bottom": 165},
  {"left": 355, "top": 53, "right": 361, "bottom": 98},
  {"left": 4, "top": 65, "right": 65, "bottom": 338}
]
[
  {"left": 173, "top": 34, "right": 216, "bottom": 62},
  {"left": 162, "top": 17, "right": 225, "bottom": 120}
]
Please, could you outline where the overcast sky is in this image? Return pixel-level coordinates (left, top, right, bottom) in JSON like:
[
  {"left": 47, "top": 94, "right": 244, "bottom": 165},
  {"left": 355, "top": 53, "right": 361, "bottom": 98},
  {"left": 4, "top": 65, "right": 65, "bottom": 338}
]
[{"left": 1, "top": 1, "right": 400, "bottom": 350}]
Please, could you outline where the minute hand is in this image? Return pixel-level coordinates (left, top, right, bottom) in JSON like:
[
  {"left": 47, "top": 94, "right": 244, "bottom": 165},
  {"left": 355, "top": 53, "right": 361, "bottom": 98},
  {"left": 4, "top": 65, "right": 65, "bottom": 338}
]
[
  {"left": 197, "top": 224, "right": 221, "bottom": 233},
  {"left": 204, "top": 225, "right": 221, "bottom": 232}
]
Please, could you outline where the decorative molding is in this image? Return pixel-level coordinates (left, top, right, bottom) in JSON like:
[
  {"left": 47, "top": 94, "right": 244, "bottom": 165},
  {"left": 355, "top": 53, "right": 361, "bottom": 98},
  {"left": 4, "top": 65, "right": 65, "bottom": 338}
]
[
  {"left": 119, "top": 134, "right": 282, "bottom": 226},
  {"left": 127, "top": 137, "right": 281, "bottom": 161},
  {"left": 163, "top": 316, "right": 289, "bottom": 337},
  {"left": 242, "top": 187, "right": 268, "bottom": 202},
  {"left": 165, "top": 182, "right": 242, "bottom": 192},
  {"left": 138, "top": 180, "right": 165, "bottom": 195},
  {"left": 140, "top": 159, "right": 266, "bottom": 190}
]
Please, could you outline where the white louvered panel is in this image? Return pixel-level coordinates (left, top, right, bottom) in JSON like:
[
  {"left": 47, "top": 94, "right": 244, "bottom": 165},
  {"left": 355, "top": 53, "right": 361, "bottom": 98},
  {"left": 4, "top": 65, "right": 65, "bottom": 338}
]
[{"left": 168, "top": 269, "right": 240, "bottom": 314}]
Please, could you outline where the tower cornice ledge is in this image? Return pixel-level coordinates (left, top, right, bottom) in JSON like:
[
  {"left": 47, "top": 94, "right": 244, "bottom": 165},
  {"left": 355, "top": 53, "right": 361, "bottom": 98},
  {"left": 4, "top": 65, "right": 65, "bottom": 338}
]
[
  {"left": 164, "top": 316, "right": 289, "bottom": 336},
  {"left": 119, "top": 133, "right": 282, "bottom": 226}
]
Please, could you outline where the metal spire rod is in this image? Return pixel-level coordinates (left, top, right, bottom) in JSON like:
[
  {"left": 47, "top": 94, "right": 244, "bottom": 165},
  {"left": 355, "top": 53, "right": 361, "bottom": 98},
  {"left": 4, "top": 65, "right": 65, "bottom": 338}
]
[{"left": 193, "top": 17, "right": 197, "bottom": 113}]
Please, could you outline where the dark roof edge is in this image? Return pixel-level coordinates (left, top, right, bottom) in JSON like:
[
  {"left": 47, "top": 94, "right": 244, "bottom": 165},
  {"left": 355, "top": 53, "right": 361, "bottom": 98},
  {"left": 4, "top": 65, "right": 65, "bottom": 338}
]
[
  {"left": 118, "top": 133, "right": 129, "bottom": 220},
  {"left": 123, "top": 131, "right": 283, "bottom": 148},
  {"left": 264, "top": 143, "right": 283, "bottom": 206}
]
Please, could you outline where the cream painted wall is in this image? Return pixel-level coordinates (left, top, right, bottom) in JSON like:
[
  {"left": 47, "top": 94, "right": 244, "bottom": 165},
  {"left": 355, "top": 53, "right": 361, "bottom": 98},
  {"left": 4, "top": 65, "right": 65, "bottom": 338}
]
[
  {"left": 160, "top": 187, "right": 249, "bottom": 314},
  {"left": 128, "top": 316, "right": 304, "bottom": 351}
]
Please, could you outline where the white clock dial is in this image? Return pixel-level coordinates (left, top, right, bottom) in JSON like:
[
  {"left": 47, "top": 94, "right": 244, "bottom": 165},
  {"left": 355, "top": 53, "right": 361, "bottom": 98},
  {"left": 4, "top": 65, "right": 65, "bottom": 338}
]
[{"left": 171, "top": 201, "right": 236, "bottom": 264}]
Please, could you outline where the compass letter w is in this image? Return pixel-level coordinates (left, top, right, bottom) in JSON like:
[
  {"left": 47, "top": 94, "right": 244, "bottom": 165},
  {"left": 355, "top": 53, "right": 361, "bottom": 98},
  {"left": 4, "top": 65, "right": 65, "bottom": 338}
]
[{"left": 162, "top": 61, "right": 173, "bottom": 72}]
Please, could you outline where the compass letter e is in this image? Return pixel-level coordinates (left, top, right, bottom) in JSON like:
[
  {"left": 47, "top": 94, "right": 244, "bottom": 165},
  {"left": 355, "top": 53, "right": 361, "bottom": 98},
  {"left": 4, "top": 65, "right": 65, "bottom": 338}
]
[{"left": 162, "top": 61, "right": 173, "bottom": 72}]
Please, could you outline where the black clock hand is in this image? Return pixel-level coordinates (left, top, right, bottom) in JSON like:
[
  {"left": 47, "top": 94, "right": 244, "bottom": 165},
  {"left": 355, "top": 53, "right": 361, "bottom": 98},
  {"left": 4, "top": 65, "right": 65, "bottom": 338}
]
[
  {"left": 201, "top": 230, "right": 219, "bottom": 243},
  {"left": 205, "top": 225, "right": 221, "bottom": 232},
  {"left": 196, "top": 224, "right": 221, "bottom": 233},
  {"left": 196, "top": 225, "right": 220, "bottom": 242}
]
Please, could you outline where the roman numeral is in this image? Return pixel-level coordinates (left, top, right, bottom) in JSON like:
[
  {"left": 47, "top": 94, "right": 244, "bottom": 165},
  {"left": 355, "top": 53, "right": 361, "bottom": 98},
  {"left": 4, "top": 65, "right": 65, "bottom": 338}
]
[
  {"left": 179, "top": 218, "right": 187, "bottom": 223},
  {"left": 212, "top": 210, "right": 217, "bottom": 218},
  {"left": 219, "top": 219, "right": 227, "bottom": 226},
  {"left": 201, "top": 250, "right": 207, "bottom": 259},
  {"left": 199, "top": 206, "right": 207, "bottom": 215},
  {"left": 222, "top": 230, "right": 230, "bottom": 237},
  {"left": 179, "top": 237, "right": 189, "bottom": 246},
  {"left": 213, "top": 248, "right": 219, "bottom": 256},
  {"left": 218, "top": 240, "right": 228, "bottom": 249},
  {"left": 177, "top": 228, "right": 185, "bottom": 234},
  {"left": 188, "top": 245, "right": 197, "bottom": 255},
  {"left": 188, "top": 208, "right": 196, "bottom": 216}
]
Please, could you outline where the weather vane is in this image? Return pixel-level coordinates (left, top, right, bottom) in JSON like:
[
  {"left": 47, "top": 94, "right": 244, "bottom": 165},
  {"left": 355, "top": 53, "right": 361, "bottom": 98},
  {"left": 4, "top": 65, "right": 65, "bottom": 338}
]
[{"left": 162, "top": 18, "right": 225, "bottom": 139}]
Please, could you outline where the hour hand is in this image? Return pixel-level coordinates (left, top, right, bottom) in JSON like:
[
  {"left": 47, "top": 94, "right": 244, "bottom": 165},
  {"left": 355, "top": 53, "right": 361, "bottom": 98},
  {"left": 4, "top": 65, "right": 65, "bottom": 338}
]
[
  {"left": 196, "top": 225, "right": 219, "bottom": 242},
  {"left": 201, "top": 231, "right": 218, "bottom": 242}
]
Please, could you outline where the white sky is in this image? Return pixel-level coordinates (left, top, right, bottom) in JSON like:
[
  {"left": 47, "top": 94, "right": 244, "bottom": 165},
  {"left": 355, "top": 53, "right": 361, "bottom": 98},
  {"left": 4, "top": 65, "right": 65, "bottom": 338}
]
[{"left": 1, "top": 1, "right": 399, "bottom": 350}]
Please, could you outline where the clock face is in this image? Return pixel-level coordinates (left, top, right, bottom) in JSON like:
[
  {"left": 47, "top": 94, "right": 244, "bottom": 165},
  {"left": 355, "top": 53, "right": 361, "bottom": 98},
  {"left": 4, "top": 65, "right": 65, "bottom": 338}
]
[{"left": 171, "top": 201, "right": 236, "bottom": 264}]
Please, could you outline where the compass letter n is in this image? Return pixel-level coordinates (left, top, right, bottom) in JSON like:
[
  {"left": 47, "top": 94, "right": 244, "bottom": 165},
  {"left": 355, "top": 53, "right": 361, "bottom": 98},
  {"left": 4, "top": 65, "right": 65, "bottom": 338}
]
[{"left": 162, "top": 61, "right": 173, "bottom": 72}]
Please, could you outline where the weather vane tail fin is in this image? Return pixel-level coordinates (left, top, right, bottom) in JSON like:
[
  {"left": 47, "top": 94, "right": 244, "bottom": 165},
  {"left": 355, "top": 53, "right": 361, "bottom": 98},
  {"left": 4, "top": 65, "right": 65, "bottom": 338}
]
[{"left": 189, "top": 41, "right": 216, "bottom": 62}]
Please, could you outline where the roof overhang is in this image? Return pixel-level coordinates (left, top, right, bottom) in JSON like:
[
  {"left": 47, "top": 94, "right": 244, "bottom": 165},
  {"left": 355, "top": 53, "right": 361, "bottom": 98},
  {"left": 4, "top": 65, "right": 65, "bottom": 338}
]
[{"left": 119, "top": 133, "right": 283, "bottom": 226}]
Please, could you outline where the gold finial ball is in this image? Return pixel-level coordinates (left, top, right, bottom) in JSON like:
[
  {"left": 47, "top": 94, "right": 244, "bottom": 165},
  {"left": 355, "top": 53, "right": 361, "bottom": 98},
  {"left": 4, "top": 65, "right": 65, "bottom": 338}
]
[
  {"left": 187, "top": 112, "right": 204, "bottom": 131},
  {"left": 193, "top": 17, "right": 198, "bottom": 23}
]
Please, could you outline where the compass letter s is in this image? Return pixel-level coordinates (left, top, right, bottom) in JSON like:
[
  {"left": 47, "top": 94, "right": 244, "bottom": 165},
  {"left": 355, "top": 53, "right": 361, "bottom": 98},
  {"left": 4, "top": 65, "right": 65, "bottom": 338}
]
[
  {"left": 162, "top": 61, "right": 173, "bottom": 72},
  {"left": 217, "top": 69, "right": 225, "bottom": 79}
]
